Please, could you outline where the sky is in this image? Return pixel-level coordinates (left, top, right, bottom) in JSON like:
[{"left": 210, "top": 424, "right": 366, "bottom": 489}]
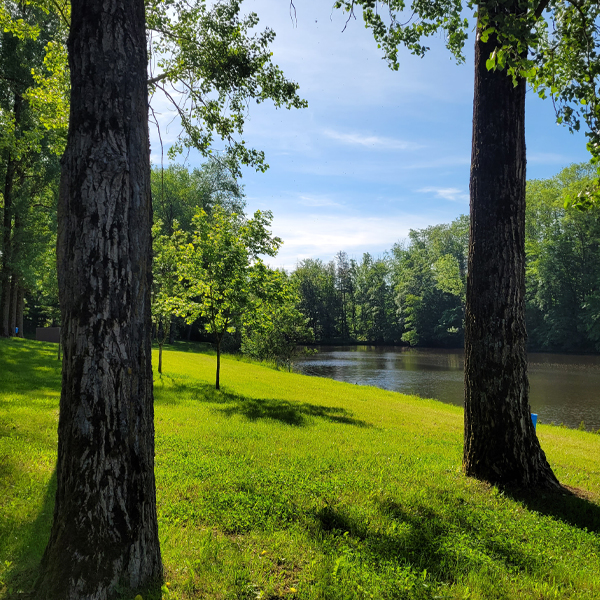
[{"left": 149, "top": 0, "right": 592, "bottom": 271}]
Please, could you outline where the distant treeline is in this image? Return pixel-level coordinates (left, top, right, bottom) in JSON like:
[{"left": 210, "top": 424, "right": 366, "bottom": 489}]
[
  {"left": 20, "top": 162, "right": 600, "bottom": 354},
  {"left": 289, "top": 163, "right": 600, "bottom": 353}
]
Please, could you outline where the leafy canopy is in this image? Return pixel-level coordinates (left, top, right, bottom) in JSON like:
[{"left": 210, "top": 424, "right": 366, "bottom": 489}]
[{"left": 147, "top": 0, "right": 308, "bottom": 175}]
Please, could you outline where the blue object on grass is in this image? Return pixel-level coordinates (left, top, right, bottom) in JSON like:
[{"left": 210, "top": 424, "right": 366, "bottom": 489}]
[{"left": 531, "top": 413, "right": 538, "bottom": 429}]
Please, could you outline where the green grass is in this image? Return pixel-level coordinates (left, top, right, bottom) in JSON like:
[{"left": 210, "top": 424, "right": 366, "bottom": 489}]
[{"left": 2, "top": 338, "right": 600, "bottom": 599}]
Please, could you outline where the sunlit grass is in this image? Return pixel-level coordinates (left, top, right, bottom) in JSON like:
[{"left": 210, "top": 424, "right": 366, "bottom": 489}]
[{"left": 1, "top": 338, "right": 600, "bottom": 599}]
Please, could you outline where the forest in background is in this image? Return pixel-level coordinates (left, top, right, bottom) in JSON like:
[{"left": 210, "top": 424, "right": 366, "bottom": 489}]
[
  {"left": 291, "top": 163, "right": 600, "bottom": 353},
  {"left": 9, "top": 161, "right": 600, "bottom": 355}
]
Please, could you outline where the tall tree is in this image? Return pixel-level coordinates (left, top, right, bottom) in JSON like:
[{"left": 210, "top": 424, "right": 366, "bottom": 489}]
[
  {"left": 292, "top": 258, "right": 340, "bottom": 342},
  {"left": 35, "top": 0, "right": 162, "bottom": 596},
  {"left": 0, "top": 1, "right": 66, "bottom": 337},
  {"left": 463, "top": 5, "right": 557, "bottom": 486},
  {"left": 331, "top": 0, "right": 600, "bottom": 486},
  {"left": 526, "top": 163, "right": 600, "bottom": 352}
]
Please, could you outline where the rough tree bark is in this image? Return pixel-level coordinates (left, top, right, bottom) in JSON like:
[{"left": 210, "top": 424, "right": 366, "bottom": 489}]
[
  {"left": 463, "top": 16, "right": 560, "bottom": 489},
  {"left": 35, "top": 0, "right": 163, "bottom": 597}
]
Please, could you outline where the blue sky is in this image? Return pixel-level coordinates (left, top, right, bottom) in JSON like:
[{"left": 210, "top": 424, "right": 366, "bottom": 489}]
[{"left": 150, "top": 0, "right": 591, "bottom": 271}]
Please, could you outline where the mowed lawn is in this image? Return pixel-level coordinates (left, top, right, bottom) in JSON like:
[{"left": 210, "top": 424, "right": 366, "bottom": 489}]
[{"left": 1, "top": 337, "right": 600, "bottom": 599}]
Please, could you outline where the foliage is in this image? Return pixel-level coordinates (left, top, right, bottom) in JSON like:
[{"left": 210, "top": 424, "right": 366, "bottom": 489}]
[
  {"left": 288, "top": 165, "right": 600, "bottom": 352},
  {"left": 152, "top": 220, "right": 189, "bottom": 372},
  {"left": 0, "top": 1, "right": 65, "bottom": 337},
  {"left": 151, "top": 159, "right": 245, "bottom": 236},
  {"left": 526, "top": 163, "right": 600, "bottom": 351},
  {"left": 392, "top": 216, "right": 468, "bottom": 347},
  {"left": 353, "top": 252, "right": 399, "bottom": 343},
  {"left": 146, "top": 0, "right": 307, "bottom": 174},
  {"left": 173, "top": 206, "right": 283, "bottom": 388},
  {"left": 241, "top": 271, "right": 314, "bottom": 370},
  {"left": 292, "top": 258, "right": 340, "bottom": 342},
  {"left": 3, "top": 338, "right": 600, "bottom": 599},
  {"left": 289, "top": 217, "right": 467, "bottom": 347}
]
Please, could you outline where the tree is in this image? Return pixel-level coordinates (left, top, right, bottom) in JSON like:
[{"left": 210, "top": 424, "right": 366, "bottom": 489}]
[
  {"left": 526, "top": 163, "right": 600, "bottom": 351},
  {"left": 151, "top": 221, "right": 188, "bottom": 373},
  {"left": 391, "top": 217, "right": 468, "bottom": 348},
  {"left": 146, "top": 0, "right": 307, "bottom": 173},
  {"left": 353, "top": 253, "right": 399, "bottom": 343},
  {"left": 175, "top": 207, "right": 282, "bottom": 389},
  {"left": 241, "top": 270, "right": 314, "bottom": 371},
  {"left": 151, "top": 159, "right": 245, "bottom": 236},
  {"left": 25, "top": 0, "right": 305, "bottom": 594},
  {"left": 34, "top": 0, "right": 163, "bottom": 596},
  {"left": 463, "top": 6, "right": 557, "bottom": 486},
  {"left": 332, "top": 0, "right": 599, "bottom": 487},
  {"left": 292, "top": 258, "right": 340, "bottom": 342},
  {"left": 335, "top": 250, "right": 355, "bottom": 340},
  {"left": 150, "top": 159, "right": 246, "bottom": 345},
  {"left": 0, "top": 1, "right": 67, "bottom": 337}
]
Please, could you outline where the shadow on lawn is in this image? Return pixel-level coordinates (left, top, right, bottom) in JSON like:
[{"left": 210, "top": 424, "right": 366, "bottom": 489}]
[
  {"left": 156, "top": 379, "right": 371, "bottom": 428},
  {"left": 0, "top": 338, "right": 61, "bottom": 400},
  {"left": 1, "top": 470, "right": 56, "bottom": 598},
  {"left": 312, "top": 485, "right": 600, "bottom": 589},
  {"left": 507, "top": 485, "right": 600, "bottom": 534}
]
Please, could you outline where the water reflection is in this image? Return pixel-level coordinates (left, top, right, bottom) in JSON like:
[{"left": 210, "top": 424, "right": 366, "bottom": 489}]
[{"left": 294, "top": 346, "right": 600, "bottom": 430}]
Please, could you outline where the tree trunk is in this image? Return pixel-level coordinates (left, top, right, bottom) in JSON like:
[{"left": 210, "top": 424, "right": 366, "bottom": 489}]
[
  {"left": 35, "top": 0, "right": 163, "bottom": 597},
  {"left": 463, "top": 17, "right": 559, "bottom": 489},
  {"left": 216, "top": 338, "right": 221, "bottom": 390},
  {"left": 16, "top": 284, "right": 23, "bottom": 337},
  {"left": 0, "top": 144, "right": 18, "bottom": 337},
  {"left": 158, "top": 343, "right": 163, "bottom": 374},
  {"left": 8, "top": 274, "right": 18, "bottom": 336}
]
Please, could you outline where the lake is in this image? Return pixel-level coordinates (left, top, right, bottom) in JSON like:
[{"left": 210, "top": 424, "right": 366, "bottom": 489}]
[{"left": 294, "top": 346, "right": 600, "bottom": 430}]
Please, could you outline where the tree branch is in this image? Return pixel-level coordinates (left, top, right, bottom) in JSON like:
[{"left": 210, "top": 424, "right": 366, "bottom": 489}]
[
  {"left": 534, "top": 0, "right": 551, "bottom": 19},
  {"left": 148, "top": 72, "right": 170, "bottom": 86}
]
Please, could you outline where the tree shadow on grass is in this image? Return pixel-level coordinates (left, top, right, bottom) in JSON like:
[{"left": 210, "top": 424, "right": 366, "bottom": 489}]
[
  {"left": 1, "top": 469, "right": 56, "bottom": 598},
  {"left": 155, "top": 379, "right": 371, "bottom": 428},
  {"left": 506, "top": 484, "right": 600, "bottom": 534},
  {"left": 310, "top": 485, "right": 600, "bottom": 593},
  {"left": 0, "top": 338, "right": 61, "bottom": 402}
]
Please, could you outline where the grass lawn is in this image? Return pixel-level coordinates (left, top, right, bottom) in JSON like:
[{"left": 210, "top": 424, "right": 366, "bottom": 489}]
[{"left": 1, "top": 337, "right": 600, "bottom": 599}]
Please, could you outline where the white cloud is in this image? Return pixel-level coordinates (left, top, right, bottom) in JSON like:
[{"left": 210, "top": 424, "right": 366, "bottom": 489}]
[
  {"left": 417, "top": 187, "right": 469, "bottom": 203},
  {"left": 527, "top": 152, "right": 576, "bottom": 165},
  {"left": 263, "top": 212, "right": 435, "bottom": 271},
  {"left": 298, "top": 194, "right": 344, "bottom": 208},
  {"left": 323, "top": 129, "right": 423, "bottom": 151}
]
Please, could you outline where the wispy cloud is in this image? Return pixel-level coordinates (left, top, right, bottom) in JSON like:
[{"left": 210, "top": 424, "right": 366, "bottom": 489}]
[
  {"left": 264, "top": 212, "right": 434, "bottom": 271},
  {"left": 323, "top": 129, "right": 423, "bottom": 151},
  {"left": 527, "top": 152, "right": 576, "bottom": 165},
  {"left": 417, "top": 186, "right": 469, "bottom": 203},
  {"left": 298, "top": 194, "right": 344, "bottom": 208},
  {"left": 400, "top": 155, "right": 471, "bottom": 170}
]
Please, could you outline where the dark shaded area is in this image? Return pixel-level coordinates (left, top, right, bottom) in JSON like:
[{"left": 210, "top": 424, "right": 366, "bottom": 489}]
[
  {"left": 315, "top": 504, "right": 369, "bottom": 540},
  {"left": 1, "top": 470, "right": 56, "bottom": 598},
  {"left": 309, "top": 485, "right": 600, "bottom": 592},
  {"left": 154, "top": 378, "right": 371, "bottom": 428},
  {"left": 167, "top": 341, "right": 214, "bottom": 354},
  {"left": 0, "top": 339, "right": 61, "bottom": 398},
  {"left": 506, "top": 485, "right": 600, "bottom": 534}
]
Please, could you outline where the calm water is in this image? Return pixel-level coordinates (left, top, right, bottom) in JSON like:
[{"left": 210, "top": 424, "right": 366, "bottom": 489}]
[{"left": 294, "top": 346, "right": 600, "bottom": 430}]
